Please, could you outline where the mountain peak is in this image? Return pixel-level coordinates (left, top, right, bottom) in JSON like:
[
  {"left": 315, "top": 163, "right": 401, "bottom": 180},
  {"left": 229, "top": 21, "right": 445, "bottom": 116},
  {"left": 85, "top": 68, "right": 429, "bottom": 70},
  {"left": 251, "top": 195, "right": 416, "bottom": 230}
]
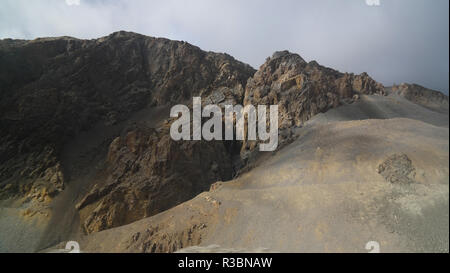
[{"left": 268, "top": 50, "right": 306, "bottom": 64}]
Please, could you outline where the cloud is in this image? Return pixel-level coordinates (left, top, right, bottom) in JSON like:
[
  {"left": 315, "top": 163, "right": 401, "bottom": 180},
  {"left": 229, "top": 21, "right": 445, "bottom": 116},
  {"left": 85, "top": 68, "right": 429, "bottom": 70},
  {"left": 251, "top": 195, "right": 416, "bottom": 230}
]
[
  {"left": 65, "top": 0, "right": 80, "bottom": 6},
  {"left": 0, "top": 0, "right": 448, "bottom": 93}
]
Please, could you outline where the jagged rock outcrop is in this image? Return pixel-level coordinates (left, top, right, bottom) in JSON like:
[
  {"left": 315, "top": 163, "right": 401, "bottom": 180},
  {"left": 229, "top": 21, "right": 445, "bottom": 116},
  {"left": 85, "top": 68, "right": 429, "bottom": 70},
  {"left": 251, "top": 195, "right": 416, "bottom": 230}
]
[
  {"left": 241, "top": 50, "right": 385, "bottom": 157},
  {"left": 0, "top": 31, "right": 255, "bottom": 205},
  {"left": 245, "top": 51, "right": 385, "bottom": 129},
  {"left": 377, "top": 153, "right": 416, "bottom": 184},
  {"left": 392, "top": 83, "right": 449, "bottom": 113}
]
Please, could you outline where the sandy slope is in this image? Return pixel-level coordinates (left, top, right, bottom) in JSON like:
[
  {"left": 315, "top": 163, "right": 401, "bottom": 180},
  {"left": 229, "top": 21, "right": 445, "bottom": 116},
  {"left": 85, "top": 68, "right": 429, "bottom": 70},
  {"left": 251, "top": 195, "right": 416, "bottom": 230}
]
[
  {"left": 55, "top": 93, "right": 449, "bottom": 253},
  {"left": 309, "top": 92, "right": 448, "bottom": 127}
]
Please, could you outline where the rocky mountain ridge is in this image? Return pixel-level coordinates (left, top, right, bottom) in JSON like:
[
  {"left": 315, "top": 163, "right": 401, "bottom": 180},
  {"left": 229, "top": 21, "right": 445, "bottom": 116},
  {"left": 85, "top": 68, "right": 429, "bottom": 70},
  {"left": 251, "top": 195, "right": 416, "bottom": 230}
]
[
  {"left": 0, "top": 31, "right": 254, "bottom": 204},
  {"left": 391, "top": 83, "right": 449, "bottom": 113},
  {"left": 0, "top": 32, "right": 447, "bottom": 248}
]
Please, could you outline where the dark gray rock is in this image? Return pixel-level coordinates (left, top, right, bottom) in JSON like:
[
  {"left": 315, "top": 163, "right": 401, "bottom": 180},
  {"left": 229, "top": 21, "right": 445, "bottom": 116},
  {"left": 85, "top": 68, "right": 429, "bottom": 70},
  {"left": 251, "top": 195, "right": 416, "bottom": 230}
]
[{"left": 377, "top": 154, "right": 416, "bottom": 184}]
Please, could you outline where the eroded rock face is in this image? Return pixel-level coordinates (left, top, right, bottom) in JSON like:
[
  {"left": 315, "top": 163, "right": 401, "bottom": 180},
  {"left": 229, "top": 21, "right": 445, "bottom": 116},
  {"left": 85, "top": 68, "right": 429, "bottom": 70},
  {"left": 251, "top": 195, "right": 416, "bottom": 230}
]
[
  {"left": 0, "top": 31, "right": 255, "bottom": 204},
  {"left": 245, "top": 51, "right": 385, "bottom": 129},
  {"left": 392, "top": 83, "right": 449, "bottom": 113},
  {"left": 242, "top": 50, "right": 385, "bottom": 156},
  {"left": 76, "top": 125, "right": 233, "bottom": 233},
  {"left": 127, "top": 219, "right": 209, "bottom": 253}
]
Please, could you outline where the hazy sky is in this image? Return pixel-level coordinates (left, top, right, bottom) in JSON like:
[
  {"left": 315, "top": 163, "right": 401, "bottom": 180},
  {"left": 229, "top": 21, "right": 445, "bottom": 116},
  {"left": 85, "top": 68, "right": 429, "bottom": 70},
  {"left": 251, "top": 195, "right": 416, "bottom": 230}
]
[{"left": 0, "top": 0, "right": 448, "bottom": 93}]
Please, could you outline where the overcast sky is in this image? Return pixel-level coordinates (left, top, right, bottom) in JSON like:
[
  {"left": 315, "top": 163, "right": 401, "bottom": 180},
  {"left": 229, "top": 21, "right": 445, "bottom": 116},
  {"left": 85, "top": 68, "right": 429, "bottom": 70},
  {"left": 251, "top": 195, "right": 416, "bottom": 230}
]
[{"left": 0, "top": 0, "right": 448, "bottom": 93}]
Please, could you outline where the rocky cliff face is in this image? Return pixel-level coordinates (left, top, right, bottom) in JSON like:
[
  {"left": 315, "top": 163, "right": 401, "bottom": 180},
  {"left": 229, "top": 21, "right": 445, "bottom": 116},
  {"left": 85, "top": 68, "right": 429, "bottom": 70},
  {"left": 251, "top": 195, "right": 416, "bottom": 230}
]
[
  {"left": 241, "top": 50, "right": 385, "bottom": 158},
  {"left": 1, "top": 32, "right": 388, "bottom": 237},
  {"left": 0, "top": 31, "right": 254, "bottom": 206},
  {"left": 245, "top": 51, "right": 385, "bottom": 129},
  {"left": 392, "top": 83, "right": 449, "bottom": 113},
  {"left": 75, "top": 124, "right": 234, "bottom": 233}
]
